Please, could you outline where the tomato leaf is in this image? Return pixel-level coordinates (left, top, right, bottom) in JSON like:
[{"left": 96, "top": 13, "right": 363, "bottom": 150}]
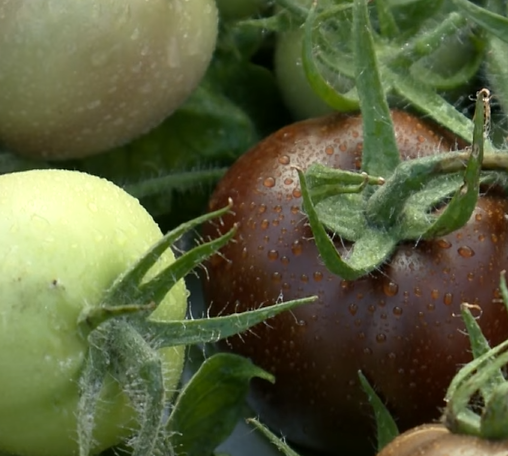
[
  {"left": 358, "top": 372, "right": 399, "bottom": 451},
  {"left": 353, "top": 0, "right": 400, "bottom": 178},
  {"left": 167, "top": 353, "right": 274, "bottom": 456}
]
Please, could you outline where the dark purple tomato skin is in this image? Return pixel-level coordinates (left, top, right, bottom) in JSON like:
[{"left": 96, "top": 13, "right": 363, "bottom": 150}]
[
  {"left": 201, "top": 111, "right": 508, "bottom": 455},
  {"left": 377, "top": 424, "right": 508, "bottom": 456}
]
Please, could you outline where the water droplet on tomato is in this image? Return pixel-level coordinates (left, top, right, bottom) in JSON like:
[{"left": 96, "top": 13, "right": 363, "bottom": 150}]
[
  {"left": 388, "top": 352, "right": 397, "bottom": 360},
  {"left": 263, "top": 177, "right": 276, "bottom": 188},
  {"left": 467, "top": 272, "right": 475, "bottom": 281},
  {"left": 278, "top": 155, "right": 290, "bottom": 165},
  {"left": 313, "top": 271, "right": 323, "bottom": 282},
  {"left": 300, "top": 274, "right": 309, "bottom": 283},
  {"left": 258, "top": 204, "right": 266, "bottom": 214},
  {"left": 268, "top": 250, "right": 279, "bottom": 260},
  {"left": 272, "top": 272, "right": 281, "bottom": 283},
  {"left": 291, "top": 241, "right": 303, "bottom": 255},
  {"left": 260, "top": 219, "right": 269, "bottom": 229},
  {"left": 443, "top": 293, "right": 453, "bottom": 305},
  {"left": 293, "top": 188, "right": 302, "bottom": 198},
  {"left": 414, "top": 287, "right": 422, "bottom": 297},
  {"left": 376, "top": 334, "right": 387, "bottom": 343},
  {"left": 363, "top": 347, "right": 372, "bottom": 355},
  {"left": 241, "top": 247, "right": 248, "bottom": 259},
  {"left": 325, "top": 146, "right": 334, "bottom": 155},
  {"left": 427, "top": 303, "right": 435, "bottom": 311},
  {"left": 281, "top": 256, "right": 290, "bottom": 265},
  {"left": 458, "top": 246, "right": 475, "bottom": 258},
  {"left": 284, "top": 178, "right": 294, "bottom": 185},
  {"left": 274, "top": 205, "right": 282, "bottom": 213},
  {"left": 437, "top": 239, "right": 451, "bottom": 249},
  {"left": 475, "top": 213, "right": 483, "bottom": 221},
  {"left": 348, "top": 303, "right": 358, "bottom": 316},
  {"left": 431, "top": 289, "right": 439, "bottom": 300},
  {"left": 383, "top": 281, "right": 399, "bottom": 297},
  {"left": 393, "top": 306, "right": 403, "bottom": 316}
]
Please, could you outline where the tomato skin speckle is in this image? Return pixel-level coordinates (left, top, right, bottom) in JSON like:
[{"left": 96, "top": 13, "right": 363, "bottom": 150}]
[{"left": 202, "top": 111, "right": 508, "bottom": 454}]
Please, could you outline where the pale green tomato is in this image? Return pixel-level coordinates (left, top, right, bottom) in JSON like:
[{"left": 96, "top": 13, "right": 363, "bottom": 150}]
[
  {"left": 0, "top": 0, "right": 218, "bottom": 160},
  {"left": 0, "top": 169, "right": 188, "bottom": 456},
  {"left": 215, "top": 0, "right": 269, "bottom": 19},
  {"left": 274, "top": 29, "right": 347, "bottom": 120}
]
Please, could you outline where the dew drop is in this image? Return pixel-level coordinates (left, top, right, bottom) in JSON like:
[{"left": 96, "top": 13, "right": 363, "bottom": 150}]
[
  {"left": 284, "top": 178, "right": 294, "bottom": 185},
  {"left": 300, "top": 274, "right": 309, "bottom": 283},
  {"left": 458, "top": 246, "right": 475, "bottom": 258},
  {"left": 431, "top": 289, "right": 439, "bottom": 300},
  {"left": 258, "top": 204, "right": 266, "bottom": 214},
  {"left": 291, "top": 240, "right": 303, "bottom": 255},
  {"left": 443, "top": 293, "right": 453, "bottom": 306},
  {"left": 376, "top": 333, "right": 387, "bottom": 343},
  {"left": 437, "top": 239, "right": 452, "bottom": 249},
  {"left": 475, "top": 213, "right": 483, "bottom": 221},
  {"left": 293, "top": 188, "right": 302, "bottom": 198},
  {"left": 264, "top": 177, "right": 276, "bottom": 188},
  {"left": 290, "top": 205, "right": 300, "bottom": 214},
  {"left": 268, "top": 250, "right": 279, "bottom": 260},
  {"left": 325, "top": 146, "right": 334, "bottom": 155},
  {"left": 427, "top": 303, "right": 435, "bottom": 311},
  {"left": 313, "top": 271, "right": 323, "bottom": 282},
  {"left": 272, "top": 272, "right": 282, "bottom": 283},
  {"left": 363, "top": 347, "right": 372, "bottom": 355},
  {"left": 383, "top": 281, "right": 399, "bottom": 297},
  {"left": 260, "top": 219, "right": 269, "bottom": 229},
  {"left": 393, "top": 306, "right": 403, "bottom": 316},
  {"left": 388, "top": 352, "right": 397, "bottom": 360},
  {"left": 348, "top": 303, "right": 358, "bottom": 316},
  {"left": 278, "top": 155, "right": 290, "bottom": 165},
  {"left": 281, "top": 256, "right": 290, "bottom": 266},
  {"left": 241, "top": 247, "right": 248, "bottom": 259},
  {"left": 358, "top": 332, "right": 366, "bottom": 340},
  {"left": 467, "top": 272, "right": 474, "bottom": 281}
]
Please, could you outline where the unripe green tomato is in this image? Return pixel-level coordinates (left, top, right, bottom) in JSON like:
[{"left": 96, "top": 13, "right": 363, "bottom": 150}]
[
  {"left": 274, "top": 29, "right": 351, "bottom": 120},
  {"left": 0, "top": 0, "right": 218, "bottom": 160},
  {"left": 0, "top": 169, "right": 188, "bottom": 456}
]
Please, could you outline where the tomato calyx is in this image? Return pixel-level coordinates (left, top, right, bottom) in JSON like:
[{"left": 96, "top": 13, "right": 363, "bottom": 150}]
[{"left": 74, "top": 201, "right": 317, "bottom": 456}]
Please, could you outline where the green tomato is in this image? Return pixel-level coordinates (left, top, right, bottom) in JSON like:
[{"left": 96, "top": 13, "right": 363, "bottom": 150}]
[
  {"left": 274, "top": 29, "right": 348, "bottom": 120},
  {"left": 0, "top": 169, "right": 188, "bottom": 456},
  {"left": 0, "top": 0, "right": 218, "bottom": 160}
]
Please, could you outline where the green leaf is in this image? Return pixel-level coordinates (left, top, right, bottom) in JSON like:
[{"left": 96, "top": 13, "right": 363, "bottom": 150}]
[
  {"left": 353, "top": 0, "right": 400, "bottom": 178},
  {"left": 167, "top": 353, "right": 274, "bottom": 456},
  {"left": 358, "top": 372, "right": 399, "bottom": 451},
  {"left": 247, "top": 418, "right": 301, "bottom": 456}
]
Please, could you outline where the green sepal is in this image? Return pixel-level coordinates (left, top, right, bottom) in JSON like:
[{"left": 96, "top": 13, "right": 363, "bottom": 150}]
[
  {"left": 299, "top": 168, "right": 397, "bottom": 280},
  {"left": 247, "top": 418, "right": 300, "bottom": 456},
  {"left": 141, "top": 295, "right": 317, "bottom": 348},
  {"left": 353, "top": 0, "right": 400, "bottom": 178},
  {"left": 420, "top": 92, "right": 484, "bottom": 238},
  {"left": 480, "top": 382, "right": 508, "bottom": 439},
  {"left": 385, "top": 68, "right": 474, "bottom": 142},
  {"left": 167, "top": 353, "right": 274, "bottom": 456},
  {"left": 452, "top": 0, "right": 508, "bottom": 43},
  {"left": 358, "top": 371, "right": 399, "bottom": 452},
  {"left": 81, "top": 202, "right": 234, "bottom": 330}
]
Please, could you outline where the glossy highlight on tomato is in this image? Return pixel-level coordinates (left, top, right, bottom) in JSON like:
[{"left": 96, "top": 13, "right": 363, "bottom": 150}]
[{"left": 201, "top": 111, "right": 508, "bottom": 455}]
